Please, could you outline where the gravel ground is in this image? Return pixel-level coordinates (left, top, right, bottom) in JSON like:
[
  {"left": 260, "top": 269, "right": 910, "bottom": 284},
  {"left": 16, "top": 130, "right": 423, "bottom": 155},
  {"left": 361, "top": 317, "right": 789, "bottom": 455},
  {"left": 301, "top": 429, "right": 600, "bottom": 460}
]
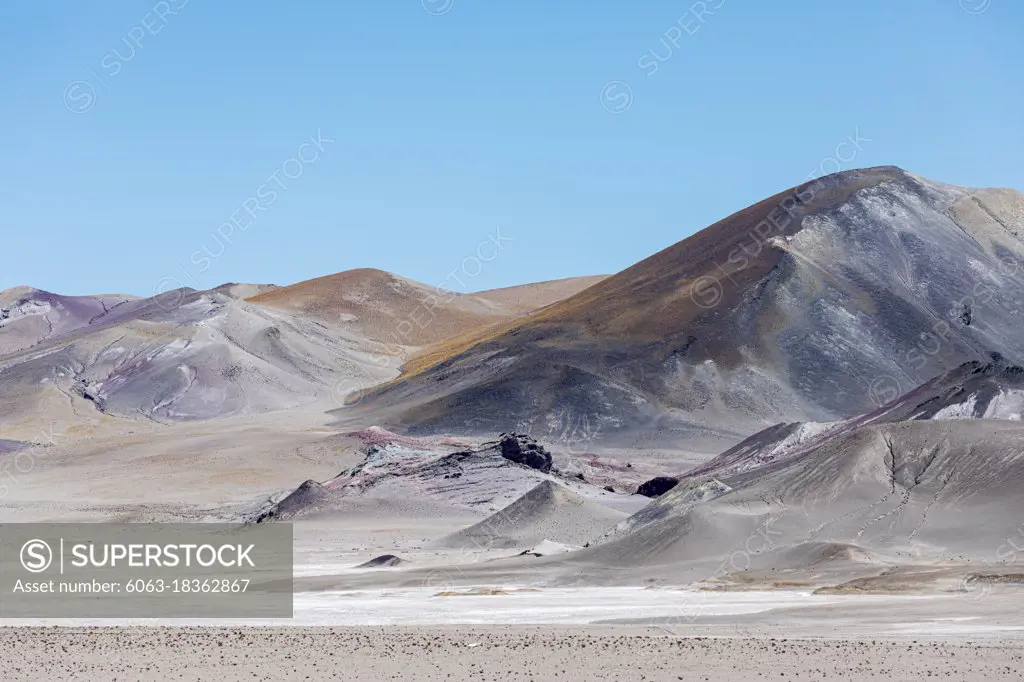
[{"left": 2, "top": 626, "right": 1022, "bottom": 681}]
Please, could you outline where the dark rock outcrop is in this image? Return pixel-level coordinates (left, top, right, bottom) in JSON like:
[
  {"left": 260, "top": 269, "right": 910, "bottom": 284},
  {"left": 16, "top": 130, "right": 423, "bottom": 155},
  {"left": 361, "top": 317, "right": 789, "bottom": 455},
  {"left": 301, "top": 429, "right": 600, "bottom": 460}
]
[
  {"left": 497, "top": 433, "right": 552, "bottom": 473},
  {"left": 636, "top": 476, "right": 680, "bottom": 498},
  {"left": 355, "top": 554, "right": 403, "bottom": 568}
]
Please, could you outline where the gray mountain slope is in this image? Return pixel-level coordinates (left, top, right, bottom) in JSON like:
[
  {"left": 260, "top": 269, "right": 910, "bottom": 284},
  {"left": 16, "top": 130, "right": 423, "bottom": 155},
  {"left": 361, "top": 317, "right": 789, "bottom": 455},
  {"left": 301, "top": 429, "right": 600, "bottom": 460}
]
[
  {"left": 578, "top": 361, "right": 1024, "bottom": 575},
  {"left": 0, "top": 284, "right": 393, "bottom": 431},
  {"left": 0, "top": 287, "right": 138, "bottom": 356},
  {"left": 347, "top": 167, "right": 1024, "bottom": 449},
  {"left": 687, "top": 354, "right": 1024, "bottom": 481},
  {"left": 585, "top": 419, "right": 1024, "bottom": 572},
  {"left": 0, "top": 273, "right": 602, "bottom": 435}
]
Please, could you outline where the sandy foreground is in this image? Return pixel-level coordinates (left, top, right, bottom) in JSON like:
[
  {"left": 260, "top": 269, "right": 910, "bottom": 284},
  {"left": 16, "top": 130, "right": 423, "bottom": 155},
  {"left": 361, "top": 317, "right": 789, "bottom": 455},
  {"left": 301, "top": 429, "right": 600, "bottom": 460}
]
[
  {"left": 4, "top": 591, "right": 1024, "bottom": 680},
  {"left": 1, "top": 626, "right": 1022, "bottom": 681}
]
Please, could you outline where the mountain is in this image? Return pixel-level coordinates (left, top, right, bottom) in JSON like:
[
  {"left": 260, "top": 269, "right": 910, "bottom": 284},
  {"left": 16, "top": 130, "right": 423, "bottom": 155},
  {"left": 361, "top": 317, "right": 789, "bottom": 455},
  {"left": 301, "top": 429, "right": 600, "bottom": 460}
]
[
  {"left": 686, "top": 354, "right": 1024, "bottom": 481},
  {"left": 579, "top": 358, "right": 1024, "bottom": 578},
  {"left": 345, "top": 167, "right": 1024, "bottom": 449},
  {"left": 0, "top": 287, "right": 138, "bottom": 356},
  {"left": 586, "top": 419, "right": 1024, "bottom": 575},
  {"left": 468, "top": 276, "right": 610, "bottom": 313},
  {"left": 0, "top": 283, "right": 364, "bottom": 438},
  {"left": 0, "top": 272, "right": 600, "bottom": 440},
  {"left": 247, "top": 269, "right": 606, "bottom": 348}
]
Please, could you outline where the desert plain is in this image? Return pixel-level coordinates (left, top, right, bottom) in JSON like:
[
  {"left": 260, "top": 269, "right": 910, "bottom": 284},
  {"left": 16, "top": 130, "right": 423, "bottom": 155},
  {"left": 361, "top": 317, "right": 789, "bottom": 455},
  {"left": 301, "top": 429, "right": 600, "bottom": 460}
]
[{"left": 4, "top": 168, "right": 1024, "bottom": 679}]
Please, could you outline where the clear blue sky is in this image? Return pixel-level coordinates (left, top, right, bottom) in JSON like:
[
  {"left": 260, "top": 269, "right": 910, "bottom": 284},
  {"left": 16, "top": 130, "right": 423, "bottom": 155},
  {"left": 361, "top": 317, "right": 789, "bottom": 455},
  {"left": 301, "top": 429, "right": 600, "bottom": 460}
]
[{"left": 1, "top": 0, "right": 1020, "bottom": 297}]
